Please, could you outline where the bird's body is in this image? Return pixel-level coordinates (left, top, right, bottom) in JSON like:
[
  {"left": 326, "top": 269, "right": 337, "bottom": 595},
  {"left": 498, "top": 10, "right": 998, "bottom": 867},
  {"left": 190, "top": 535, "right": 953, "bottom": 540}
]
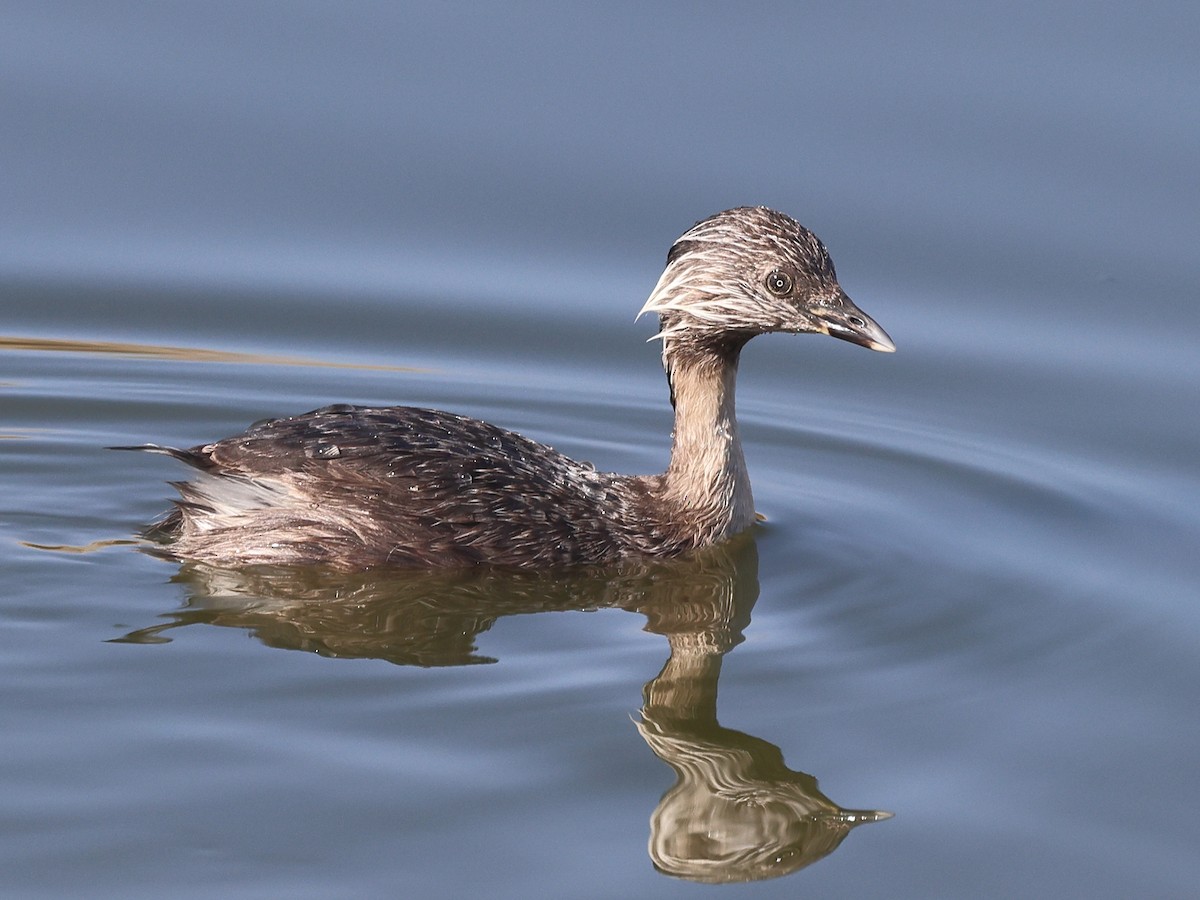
[
  {"left": 146, "top": 405, "right": 663, "bottom": 567},
  {"left": 126, "top": 207, "right": 893, "bottom": 569}
]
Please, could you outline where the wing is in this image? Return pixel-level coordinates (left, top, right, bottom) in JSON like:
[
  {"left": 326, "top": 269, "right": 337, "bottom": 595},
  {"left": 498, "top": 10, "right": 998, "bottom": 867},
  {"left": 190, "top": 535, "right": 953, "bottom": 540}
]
[{"left": 158, "top": 404, "right": 636, "bottom": 567}]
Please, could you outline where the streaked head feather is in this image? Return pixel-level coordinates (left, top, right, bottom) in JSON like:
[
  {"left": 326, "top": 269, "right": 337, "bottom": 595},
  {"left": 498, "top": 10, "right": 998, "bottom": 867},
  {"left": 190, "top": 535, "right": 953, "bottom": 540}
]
[{"left": 637, "top": 206, "right": 843, "bottom": 360}]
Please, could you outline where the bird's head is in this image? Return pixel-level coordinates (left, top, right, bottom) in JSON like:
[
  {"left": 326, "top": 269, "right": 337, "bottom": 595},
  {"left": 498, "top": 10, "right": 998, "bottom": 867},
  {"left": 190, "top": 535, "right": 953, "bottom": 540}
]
[{"left": 639, "top": 207, "right": 895, "bottom": 359}]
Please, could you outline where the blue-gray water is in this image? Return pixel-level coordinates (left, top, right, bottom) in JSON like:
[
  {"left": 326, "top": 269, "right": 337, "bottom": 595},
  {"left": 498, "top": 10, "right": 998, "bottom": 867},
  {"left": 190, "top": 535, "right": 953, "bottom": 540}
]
[{"left": 3, "top": 3, "right": 1198, "bottom": 898}]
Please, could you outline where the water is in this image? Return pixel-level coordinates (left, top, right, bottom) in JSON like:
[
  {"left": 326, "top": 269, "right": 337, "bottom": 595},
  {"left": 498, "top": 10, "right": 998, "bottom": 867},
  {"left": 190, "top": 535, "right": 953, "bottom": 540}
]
[{"left": 3, "top": 3, "right": 1199, "bottom": 897}]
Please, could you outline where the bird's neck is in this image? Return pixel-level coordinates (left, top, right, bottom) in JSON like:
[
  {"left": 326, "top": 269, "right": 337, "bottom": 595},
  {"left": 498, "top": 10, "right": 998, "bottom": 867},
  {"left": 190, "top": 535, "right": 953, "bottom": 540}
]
[{"left": 662, "top": 344, "right": 755, "bottom": 541}]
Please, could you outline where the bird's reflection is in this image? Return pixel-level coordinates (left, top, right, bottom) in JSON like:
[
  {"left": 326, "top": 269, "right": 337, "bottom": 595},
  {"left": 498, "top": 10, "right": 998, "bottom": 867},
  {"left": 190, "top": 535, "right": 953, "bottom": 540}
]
[
  {"left": 116, "top": 536, "right": 890, "bottom": 882},
  {"left": 638, "top": 602, "right": 892, "bottom": 882}
]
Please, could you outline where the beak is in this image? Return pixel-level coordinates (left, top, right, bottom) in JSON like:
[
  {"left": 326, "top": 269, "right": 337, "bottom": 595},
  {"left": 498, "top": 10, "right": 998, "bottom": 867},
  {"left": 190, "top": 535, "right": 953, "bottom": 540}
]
[{"left": 812, "top": 292, "right": 896, "bottom": 353}]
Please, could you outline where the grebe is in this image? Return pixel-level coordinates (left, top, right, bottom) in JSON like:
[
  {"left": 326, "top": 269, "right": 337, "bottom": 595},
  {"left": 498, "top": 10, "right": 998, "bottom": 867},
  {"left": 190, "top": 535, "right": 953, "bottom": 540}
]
[{"left": 124, "top": 207, "right": 894, "bottom": 569}]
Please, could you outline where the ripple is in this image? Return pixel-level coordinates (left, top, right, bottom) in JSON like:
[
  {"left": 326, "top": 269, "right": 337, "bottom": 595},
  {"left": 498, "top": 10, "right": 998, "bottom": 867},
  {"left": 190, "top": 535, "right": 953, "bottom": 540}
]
[{"left": 730, "top": 396, "right": 1200, "bottom": 708}]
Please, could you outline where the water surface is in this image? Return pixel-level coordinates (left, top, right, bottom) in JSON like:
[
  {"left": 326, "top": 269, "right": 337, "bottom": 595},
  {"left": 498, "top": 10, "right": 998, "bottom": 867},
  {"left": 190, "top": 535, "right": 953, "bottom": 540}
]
[{"left": 2, "top": 4, "right": 1198, "bottom": 898}]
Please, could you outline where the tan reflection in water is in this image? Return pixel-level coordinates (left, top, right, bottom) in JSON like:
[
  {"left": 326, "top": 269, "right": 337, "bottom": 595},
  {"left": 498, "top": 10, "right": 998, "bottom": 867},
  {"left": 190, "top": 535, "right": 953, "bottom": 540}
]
[
  {"left": 639, "top": 613, "right": 892, "bottom": 882},
  {"left": 114, "top": 536, "right": 890, "bottom": 882},
  {"left": 0, "top": 334, "right": 418, "bottom": 372}
]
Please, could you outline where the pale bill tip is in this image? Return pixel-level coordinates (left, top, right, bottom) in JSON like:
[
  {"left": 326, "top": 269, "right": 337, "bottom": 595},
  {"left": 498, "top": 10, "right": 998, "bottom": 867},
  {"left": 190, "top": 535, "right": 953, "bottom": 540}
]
[{"left": 870, "top": 335, "right": 897, "bottom": 353}]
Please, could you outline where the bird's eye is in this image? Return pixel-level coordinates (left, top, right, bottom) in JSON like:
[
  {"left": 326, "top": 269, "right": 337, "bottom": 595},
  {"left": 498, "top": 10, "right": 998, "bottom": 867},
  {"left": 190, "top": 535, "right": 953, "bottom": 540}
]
[{"left": 766, "top": 271, "right": 792, "bottom": 295}]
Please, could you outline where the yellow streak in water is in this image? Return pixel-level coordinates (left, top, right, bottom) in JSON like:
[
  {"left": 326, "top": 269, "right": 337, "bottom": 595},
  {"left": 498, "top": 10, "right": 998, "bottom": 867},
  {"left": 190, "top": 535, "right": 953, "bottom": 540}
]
[
  {"left": 0, "top": 335, "right": 422, "bottom": 372},
  {"left": 22, "top": 538, "right": 142, "bottom": 554}
]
